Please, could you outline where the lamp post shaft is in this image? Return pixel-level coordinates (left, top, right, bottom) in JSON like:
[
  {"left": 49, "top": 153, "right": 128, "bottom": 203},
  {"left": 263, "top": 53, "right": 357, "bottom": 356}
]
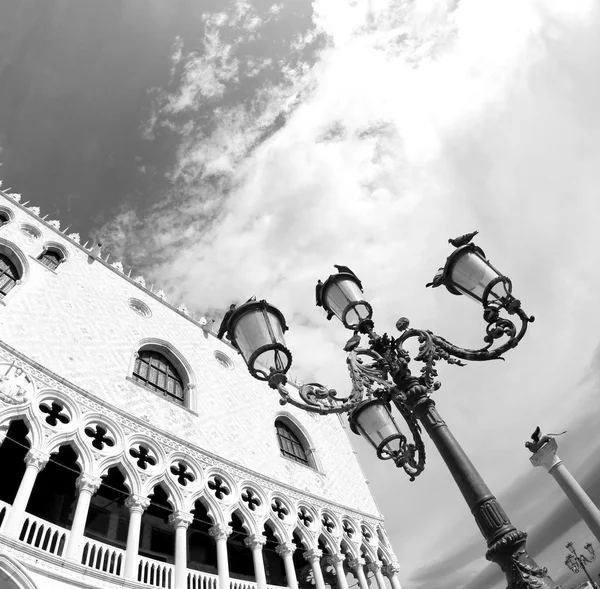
[{"left": 404, "top": 395, "right": 559, "bottom": 589}]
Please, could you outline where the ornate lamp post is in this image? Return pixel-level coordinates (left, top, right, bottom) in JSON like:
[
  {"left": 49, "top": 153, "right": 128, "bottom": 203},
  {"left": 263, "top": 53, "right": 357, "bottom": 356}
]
[
  {"left": 565, "top": 541, "right": 598, "bottom": 588},
  {"left": 226, "top": 234, "right": 558, "bottom": 588}
]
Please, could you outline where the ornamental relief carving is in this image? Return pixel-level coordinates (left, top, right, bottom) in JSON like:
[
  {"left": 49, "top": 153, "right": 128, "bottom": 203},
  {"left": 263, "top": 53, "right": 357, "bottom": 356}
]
[{"left": 0, "top": 348, "right": 388, "bottom": 545}]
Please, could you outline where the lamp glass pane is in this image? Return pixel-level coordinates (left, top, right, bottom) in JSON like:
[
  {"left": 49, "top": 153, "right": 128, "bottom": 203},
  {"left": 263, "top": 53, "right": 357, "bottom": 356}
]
[
  {"left": 325, "top": 279, "right": 365, "bottom": 320},
  {"left": 355, "top": 403, "right": 401, "bottom": 450},
  {"left": 233, "top": 309, "right": 276, "bottom": 362},
  {"left": 450, "top": 252, "right": 501, "bottom": 302}
]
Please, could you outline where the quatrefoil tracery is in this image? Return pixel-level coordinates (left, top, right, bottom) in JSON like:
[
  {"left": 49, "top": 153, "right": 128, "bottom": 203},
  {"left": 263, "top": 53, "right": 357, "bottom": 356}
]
[
  {"left": 208, "top": 476, "right": 231, "bottom": 500},
  {"left": 39, "top": 401, "right": 70, "bottom": 427},
  {"left": 129, "top": 444, "right": 157, "bottom": 471},
  {"left": 241, "top": 488, "right": 261, "bottom": 512},
  {"left": 170, "top": 461, "right": 195, "bottom": 487},
  {"left": 84, "top": 424, "right": 115, "bottom": 451}
]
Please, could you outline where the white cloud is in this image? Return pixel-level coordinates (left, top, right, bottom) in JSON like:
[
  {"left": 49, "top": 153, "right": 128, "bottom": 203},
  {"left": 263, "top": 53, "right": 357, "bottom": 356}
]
[{"left": 100, "top": 1, "right": 600, "bottom": 586}]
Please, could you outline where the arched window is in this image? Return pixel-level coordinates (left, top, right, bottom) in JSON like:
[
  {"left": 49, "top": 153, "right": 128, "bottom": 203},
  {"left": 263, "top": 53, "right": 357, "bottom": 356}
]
[
  {"left": 0, "top": 254, "right": 19, "bottom": 299},
  {"left": 275, "top": 419, "right": 310, "bottom": 467},
  {"left": 0, "top": 212, "right": 9, "bottom": 227},
  {"left": 37, "top": 248, "right": 63, "bottom": 270},
  {"left": 132, "top": 350, "right": 185, "bottom": 405}
]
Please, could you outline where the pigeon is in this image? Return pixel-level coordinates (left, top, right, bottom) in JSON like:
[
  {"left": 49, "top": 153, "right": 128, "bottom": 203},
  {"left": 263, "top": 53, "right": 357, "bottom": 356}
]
[
  {"left": 334, "top": 264, "right": 363, "bottom": 290},
  {"left": 343, "top": 333, "right": 361, "bottom": 352},
  {"left": 315, "top": 280, "right": 323, "bottom": 307},
  {"left": 448, "top": 231, "right": 478, "bottom": 248},
  {"left": 425, "top": 267, "right": 444, "bottom": 288},
  {"left": 217, "top": 304, "right": 237, "bottom": 339}
]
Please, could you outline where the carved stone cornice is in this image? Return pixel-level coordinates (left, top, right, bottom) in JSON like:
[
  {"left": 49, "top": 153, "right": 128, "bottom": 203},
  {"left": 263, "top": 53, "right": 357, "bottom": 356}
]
[
  {"left": 169, "top": 511, "right": 194, "bottom": 529},
  {"left": 209, "top": 523, "right": 232, "bottom": 541},
  {"left": 244, "top": 534, "right": 267, "bottom": 550},
  {"left": 303, "top": 549, "right": 323, "bottom": 563},
  {"left": 76, "top": 473, "right": 102, "bottom": 495},
  {"left": 25, "top": 448, "right": 49, "bottom": 471},
  {"left": 275, "top": 542, "right": 296, "bottom": 558},
  {"left": 124, "top": 495, "right": 151, "bottom": 513}
]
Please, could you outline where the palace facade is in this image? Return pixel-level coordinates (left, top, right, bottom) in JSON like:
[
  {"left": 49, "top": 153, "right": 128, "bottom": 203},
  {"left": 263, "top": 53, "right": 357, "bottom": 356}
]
[{"left": 0, "top": 189, "right": 402, "bottom": 589}]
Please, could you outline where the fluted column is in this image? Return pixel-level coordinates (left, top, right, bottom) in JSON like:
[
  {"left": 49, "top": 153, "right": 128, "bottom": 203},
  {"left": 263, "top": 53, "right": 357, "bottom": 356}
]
[
  {"left": 245, "top": 534, "right": 268, "bottom": 589},
  {"left": 123, "top": 495, "right": 151, "bottom": 579},
  {"left": 347, "top": 557, "right": 369, "bottom": 589},
  {"left": 3, "top": 449, "right": 49, "bottom": 537},
  {"left": 209, "top": 523, "right": 232, "bottom": 589},
  {"left": 382, "top": 563, "right": 402, "bottom": 589},
  {"left": 367, "top": 562, "right": 387, "bottom": 589},
  {"left": 169, "top": 511, "right": 194, "bottom": 589},
  {"left": 64, "top": 473, "right": 102, "bottom": 560},
  {"left": 530, "top": 438, "right": 600, "bottom": 542},
  {"left": 328, "top": 554, "right": 349, "bottom": 589},
  {"left": 276, "top": 542, "right": 299, "bottom": 589},
  {"left": 304, "top": 549, "right": 326, "bottom": 589}
]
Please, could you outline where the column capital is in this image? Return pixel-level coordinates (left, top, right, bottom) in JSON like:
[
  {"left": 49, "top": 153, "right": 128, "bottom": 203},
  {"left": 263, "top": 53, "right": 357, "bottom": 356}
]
[
  {"left": 347, "top": 557, "right": 365, "bottom": 570},
  {"left": 169, "top": 510, "right": 194, "bottom": 529},
  {"left": 25, "top": 448, "right": 49, "bottom": 471},
  {"left": 244, "top": 534, "right": 267, "bottom": 550},
  {"left": 125, "top": 495, "right": 151, "bottom": 513},
  {"left": 367, "top": 561, "right": 383, "bottom": 573},
  {"left": 326, "top": 553, "right": 346, "bottom": 567},
  {"left": 382, "top": 563, "right": 401, "bottom": 576},
  {"left": 209, "top": 523, "right": 232, "bottom": 541},
  {"left": 303, "top": 548, "right": 323, "bottom": 563},
  {"left": 76, "top": 473, "right": 102, "bottom": 494},
  {"left": 529, "top": 438, "right": 561, "bottom": 472},
  {"left": 275, "top": 542, "right": 296, "bottom": 557}
]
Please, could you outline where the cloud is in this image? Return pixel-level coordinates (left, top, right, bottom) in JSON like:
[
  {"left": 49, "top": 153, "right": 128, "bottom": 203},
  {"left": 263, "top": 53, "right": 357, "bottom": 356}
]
[{"left": 97, "top": 0, "right": 600, "bottom": 587}]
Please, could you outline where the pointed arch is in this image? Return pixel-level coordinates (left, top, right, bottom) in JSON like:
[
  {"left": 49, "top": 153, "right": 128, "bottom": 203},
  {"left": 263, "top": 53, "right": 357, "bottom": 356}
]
[
  {"left": 0, "top": 237, "right": 30, "bottom": 304},
  {"left": 274, "top": 412, "right": 320, "bottom": 471},
  {"left": 291, "top": 525, "right": 313, "bottom": 550},
  {"left": 0, "top": 554, "right": 38, "bottom": 589}
]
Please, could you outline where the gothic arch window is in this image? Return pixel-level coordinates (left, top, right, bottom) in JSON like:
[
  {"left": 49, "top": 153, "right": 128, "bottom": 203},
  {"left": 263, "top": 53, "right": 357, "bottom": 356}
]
[
  {"left": 37, "top": 247, "right": 64, "bottom": 271},
  {"left": 275, "top": 418, "right": 316, "bottom": 469},
  {"left": 0, "top": 254, "right": 19, "bottom": 300},
  {"left": 132, "top": 349, "right": 185, "bottom": 406}
]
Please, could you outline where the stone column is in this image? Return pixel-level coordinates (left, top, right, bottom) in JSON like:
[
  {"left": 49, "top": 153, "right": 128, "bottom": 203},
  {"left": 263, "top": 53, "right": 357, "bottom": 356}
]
[
  {"left": 3, "top": 449, "right": 49, "bottom": 537},
  {"left": 530, "top": 438, "right": 600, "bottom": 542},
  {"left": 328, "top": 554, "right": 349, "bottom": 589},
  {"left": 64, "top": 474, "right": 102, "bottom": 560},
  {"left": 209, "top": 523, "right": 232, "bottom": 589},
  {"left": 245, "top": 534, "right": 268, "bottom": 589},
  {"left": 303, "top": 549, "right": 326, "bottom": 589},
  {"left": 169, "top": 511, "right": 194, "bottom": 589},
  {"left": 123, "top": 495, "right": 151, "bottom": 579},
  {"left": 367, "top": 562, "right": 387, "bottom": 589},
  {"left": 382, "top": 563, "right": 402, "bottom": 589},
  {"left": 347, "top": 557, "right": 369, "bottom": 589},
  {"left": 276, "top": 542, "right": 299, "bottom": 589}
]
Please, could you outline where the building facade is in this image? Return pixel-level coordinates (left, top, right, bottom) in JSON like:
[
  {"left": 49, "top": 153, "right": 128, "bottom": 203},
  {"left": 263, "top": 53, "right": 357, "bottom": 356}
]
[{"left": 0, "top": 190, "right": 401, "bottom": 589}]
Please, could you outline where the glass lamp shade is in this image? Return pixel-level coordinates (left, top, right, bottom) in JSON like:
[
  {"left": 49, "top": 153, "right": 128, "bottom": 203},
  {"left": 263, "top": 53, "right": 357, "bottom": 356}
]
[
  {"left": 566, "top": 542, "right": 576, "bottom": 554},
  {"left": 226, "top": 300, "right": 292, "bottom": 381},
  {"left": 585, "top": 542, "right": 595, "bottom": 557},
  {"left": 349, "top": 399, "right": 406, "bottom": 460},
  {"left": 320, "top": 274, "right": 372, "bottom": 329},
  {"left": 565, "top": 554, "right": 579, "bottom": 573},
  {"left": 442, "top": 244, "right": 511, "bottom": 306}
]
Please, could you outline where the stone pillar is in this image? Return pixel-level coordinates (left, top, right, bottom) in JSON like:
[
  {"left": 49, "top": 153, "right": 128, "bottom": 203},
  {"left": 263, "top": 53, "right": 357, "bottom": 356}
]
[
  {"left": 530, "top": 438, "right": 600, "bottom": 542},
  {"left": 303, "top": 549, "right": 326, "bottom": 589},
  {"left": 3, "top": 449, "right": 49, "bottom": 537},
  {"left": 347, "top": 557, "right": 369, "bottom": 589},
  {"left": 367, "top": 562, "right": 387, "bottom": 589},
  {"left": 64, "top": 474, "right": 102, "bottom": 560},
  {"left": 245, "top": 534, "right": 268, "bottom": 589},
  {"left": 382, "top": 563, "right": 402, "bottom": 589},
  {"left": 328, "top": 554, "right": 349, "bottom": 589},
  {"left": 276, "top": 542, "right": 299, "bottom": 589},
  {"left": 123, "top": 495, "right": 151, "bottom": 579},
  {"left": 169, "top": 511, "right": 194, "bottom": 589},
  {"left": 209, "top": 523, "right": 232, "bottom": 589}
]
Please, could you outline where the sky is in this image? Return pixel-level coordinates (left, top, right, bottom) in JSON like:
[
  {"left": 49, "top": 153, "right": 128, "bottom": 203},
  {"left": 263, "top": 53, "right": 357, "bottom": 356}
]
[{"left": 1, "top": 0, "right": 600, "bottom": 588}]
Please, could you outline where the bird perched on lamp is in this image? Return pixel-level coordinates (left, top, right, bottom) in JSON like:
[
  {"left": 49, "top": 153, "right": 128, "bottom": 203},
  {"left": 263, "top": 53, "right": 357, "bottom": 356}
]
[
  {"left": 334, "top": 264, "right": 363, "bottom": 291},
  {"left": 448, "top": 231, "right": 478, "bottom": 248}
]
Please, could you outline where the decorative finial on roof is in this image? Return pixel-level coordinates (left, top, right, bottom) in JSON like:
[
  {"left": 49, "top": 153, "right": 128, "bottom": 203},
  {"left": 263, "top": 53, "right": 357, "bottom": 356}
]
[
  {"left": 111, "top": 261, "right": 124, "bottom": 272},
  {"left": 48, "top": 220, "right": 60, "bottom": 230},
  {"left": 157, "top": 289, "right": 166, "bottom": 300},
  {"left": 177, "top": 303, "right": 189, "bottom": 316},
  {"left": 134, "top": 276, "right": 146, "bottom": 287},
  {"left": 27, "top": 206, "right": 40, "bottom": 216},
  {"left": 6, "top": 192, "right": 21, "bottom": 202},
  {"left": 67, "top": 233, "right": 80, "bottom": 243}
]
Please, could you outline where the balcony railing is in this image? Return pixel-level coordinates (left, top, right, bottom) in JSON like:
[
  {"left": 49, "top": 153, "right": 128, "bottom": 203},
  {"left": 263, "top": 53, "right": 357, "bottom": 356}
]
[{"left": 0, "top": 507, "right": 289, "bottom": 589}]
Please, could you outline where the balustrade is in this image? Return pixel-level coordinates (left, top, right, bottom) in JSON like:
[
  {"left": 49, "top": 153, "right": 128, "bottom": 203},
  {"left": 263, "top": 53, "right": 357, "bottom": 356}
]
[
  {"left": 187, "top": 569, "right": 219, "bottom": 589},
  {"left": 138, "top": 554, "right": 175, "bottom": 588},
  {"left": 81, "top": 537, "right": 125, "bottom": 576},
  {"left": 19, "top": 512, "right": 69, "bottom": 556}
]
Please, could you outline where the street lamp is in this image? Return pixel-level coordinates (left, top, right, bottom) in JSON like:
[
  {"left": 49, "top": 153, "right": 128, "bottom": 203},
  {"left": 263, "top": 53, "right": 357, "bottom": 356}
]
[
  {"left": 565, "top": 541, "right": 598, "bottom": 588},
  {"left": 226, "top": 233, "right": 558, "bottom": 588}
]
